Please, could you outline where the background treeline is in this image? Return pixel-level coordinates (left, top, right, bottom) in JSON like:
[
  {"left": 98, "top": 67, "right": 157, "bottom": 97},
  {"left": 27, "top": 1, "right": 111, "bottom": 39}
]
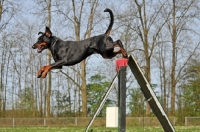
[{"left": 0, "top": 0, "right": 200, "bottom": 124}]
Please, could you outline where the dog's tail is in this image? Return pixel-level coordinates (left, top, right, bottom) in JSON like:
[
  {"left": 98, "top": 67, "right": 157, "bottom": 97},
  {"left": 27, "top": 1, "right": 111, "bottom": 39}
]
[{"left": 104, "top": 8, "right": 114, "bottom": 36}]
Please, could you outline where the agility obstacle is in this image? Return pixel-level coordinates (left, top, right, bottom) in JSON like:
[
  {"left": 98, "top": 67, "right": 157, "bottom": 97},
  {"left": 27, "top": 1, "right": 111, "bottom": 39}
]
[
  {"left": 85, "top": 55, "right": 175, "bottom": 132},
  {"left": 116, "top": 58, "right": 128, "bottom": 132},
  {"left": 117, "top": 67, "right": 126, "bottom": 132},
  {"left": 85, "top": 73, "right": 119, "bottom": 132},
  {"left": 128, "top": 55, "right": 175, "bottom": 131}
]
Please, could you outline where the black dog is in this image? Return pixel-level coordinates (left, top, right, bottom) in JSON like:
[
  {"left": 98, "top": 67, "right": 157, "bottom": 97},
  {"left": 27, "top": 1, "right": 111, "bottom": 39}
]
[{"left": 32, "top": 8, "right": 127, "bottom": 78}]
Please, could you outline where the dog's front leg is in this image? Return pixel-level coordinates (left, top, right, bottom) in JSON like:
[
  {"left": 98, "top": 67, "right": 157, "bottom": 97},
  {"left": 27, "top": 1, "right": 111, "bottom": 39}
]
[
  {"left": 37, "top": 65, "right": 63, "bottom": 78},
  {"left": 37, "top": 65, "right": 52, "bottom": 78},
  {"left": 37, "top": 66, "right": 45, "bottom": 78},
  {"left": 38, "top": 60, "right": 65, "bottom": 78}
]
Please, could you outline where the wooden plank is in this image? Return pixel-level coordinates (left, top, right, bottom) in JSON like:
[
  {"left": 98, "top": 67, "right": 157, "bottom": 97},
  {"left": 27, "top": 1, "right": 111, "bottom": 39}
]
[{"left": 128, "top": 55, "right": 175, "bottom": 132}]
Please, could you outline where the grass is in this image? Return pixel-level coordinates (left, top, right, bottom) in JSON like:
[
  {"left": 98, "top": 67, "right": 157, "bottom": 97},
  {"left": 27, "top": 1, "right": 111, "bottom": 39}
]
[{"left": 0, "top": 126, "right": 199, "bottom": 132}]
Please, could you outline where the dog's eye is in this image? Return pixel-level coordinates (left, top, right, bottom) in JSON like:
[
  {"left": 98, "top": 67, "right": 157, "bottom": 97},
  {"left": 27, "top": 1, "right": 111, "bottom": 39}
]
[
  {"left": 43, "top": 36, "right": 50, "bottom": 43},
  {"left": 37, "top": 39, "right": 43, "bottom": 43}
]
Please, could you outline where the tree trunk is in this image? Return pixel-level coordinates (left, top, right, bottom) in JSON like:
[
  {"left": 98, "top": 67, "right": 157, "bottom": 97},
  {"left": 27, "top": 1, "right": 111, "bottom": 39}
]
[
  {"left": 39, "top": 78, "right": 43, "bottom": 117},
  {"left": 171, "top": 0, "right": 177, "bottom": 116},
  {"left": 71, "top": 0, "right": 88, "bottom": 117},
  {"left": 163, "top": 70, "right": 167, "bottom": 111},
  {"left": 80, "top": 60, "right": 87, "bottom": 116},
  {"left": 136, "top": 0, "right": 151, "bottom": 116},
  {"left": 46, "top": 0, "right": 52, "bottom": 118},
  {"left": 71, "top": 0, "right": 98, "bottom": 116}
]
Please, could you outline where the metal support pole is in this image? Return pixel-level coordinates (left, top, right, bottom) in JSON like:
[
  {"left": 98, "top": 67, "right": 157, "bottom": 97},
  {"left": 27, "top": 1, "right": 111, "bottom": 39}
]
[
  {"left": 118, "top": 66, "right": 126, "bottom": 132},
  {"left": 85, "top": 73, "right": 118, "bottom": 132}
]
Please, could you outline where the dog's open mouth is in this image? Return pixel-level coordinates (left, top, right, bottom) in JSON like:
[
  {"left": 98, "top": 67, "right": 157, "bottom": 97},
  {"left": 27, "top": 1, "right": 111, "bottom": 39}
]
[{"left": 37, "top": 46, "right": 44, "bottom": 53}]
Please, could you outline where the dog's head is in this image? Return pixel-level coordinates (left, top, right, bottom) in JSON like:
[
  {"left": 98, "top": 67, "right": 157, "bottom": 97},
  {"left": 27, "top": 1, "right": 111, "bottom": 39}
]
[{"left": 32, "top": 27, "right": 52, "bottom": 53}]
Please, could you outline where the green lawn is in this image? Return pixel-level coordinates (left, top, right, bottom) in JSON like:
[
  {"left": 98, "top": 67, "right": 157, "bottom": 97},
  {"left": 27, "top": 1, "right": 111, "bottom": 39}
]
[{"left": 0, "top": 126, "right": 199, "bottom": 132}]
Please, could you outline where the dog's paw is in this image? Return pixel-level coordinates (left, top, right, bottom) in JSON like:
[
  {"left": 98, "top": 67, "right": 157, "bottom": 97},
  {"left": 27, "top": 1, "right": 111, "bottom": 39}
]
[
  {"left": 37, "top": 71, "right": 43, "bottom": 78},
  {"left": 37, "top": 65, "right": 52, "bottom": 78},
  {"left": 37, "top": 74, "right": 42, "bottom": 78},
  {"left": 37, "top": 66, "right": 46, "bottom": 78},
  {"left": 41, "top": 72, "right": 47, "bottom": 78}
]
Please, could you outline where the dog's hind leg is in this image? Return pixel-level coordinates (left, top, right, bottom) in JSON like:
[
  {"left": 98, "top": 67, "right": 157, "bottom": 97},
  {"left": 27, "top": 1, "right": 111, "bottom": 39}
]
[
  {"left": 101, "top": 40, "right": 127, "bottom": 59},
  {"left": 113, "top": 40, "right": 128, "bottom": 58}
]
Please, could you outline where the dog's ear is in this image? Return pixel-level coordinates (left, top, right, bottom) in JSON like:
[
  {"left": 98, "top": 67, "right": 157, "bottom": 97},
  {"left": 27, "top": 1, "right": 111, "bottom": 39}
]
[
  {"left": 38, "top": 32, "right": 44, "bottom": 35},
  {"left": 45, "top": 26, "right": 52, "bottom": 37}
]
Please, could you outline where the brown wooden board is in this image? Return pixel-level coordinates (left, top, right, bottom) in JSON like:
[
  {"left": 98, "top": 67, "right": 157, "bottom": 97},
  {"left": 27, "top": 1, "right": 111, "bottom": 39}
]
[{"left": 128, "top": 55, "right": 175, "bottom": 132}]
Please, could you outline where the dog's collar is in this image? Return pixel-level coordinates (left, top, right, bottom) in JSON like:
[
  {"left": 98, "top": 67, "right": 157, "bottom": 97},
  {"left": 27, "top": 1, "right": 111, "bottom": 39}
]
[
  {"left": 50, "top": 37, "right": 58, "bottom": 55},
  {"left": 52, "top": 37, "right": 58, "bottom": 48}
]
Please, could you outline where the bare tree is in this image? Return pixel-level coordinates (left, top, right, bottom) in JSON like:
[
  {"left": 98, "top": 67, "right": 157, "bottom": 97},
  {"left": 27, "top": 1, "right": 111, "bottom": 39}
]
[
  {"left": 32, "top": 0, "right": 53, "bottom": 117},
  {"left": 46, "top": 0, "right": 52, "bottom": 118},
  {"left": 0, "top": 1, "right": 21, "bottom": 32},
  {"left": 132, "top": 0, "right": 167, "bottom": 116},
  {"left": 0, "top": 0, "right": 21, "bottom": 116},
  {"left": 54, "top": 0, "right": 100, "bottom": 116},
  {"left": 163, "top": 0, "right": 200, "bottom": 115}
]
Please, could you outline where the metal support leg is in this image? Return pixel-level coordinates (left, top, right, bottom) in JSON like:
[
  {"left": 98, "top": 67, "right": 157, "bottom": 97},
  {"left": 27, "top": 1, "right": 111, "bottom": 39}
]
[{"left": 118, "top": 66, "right": 127, "bottom": 132}]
